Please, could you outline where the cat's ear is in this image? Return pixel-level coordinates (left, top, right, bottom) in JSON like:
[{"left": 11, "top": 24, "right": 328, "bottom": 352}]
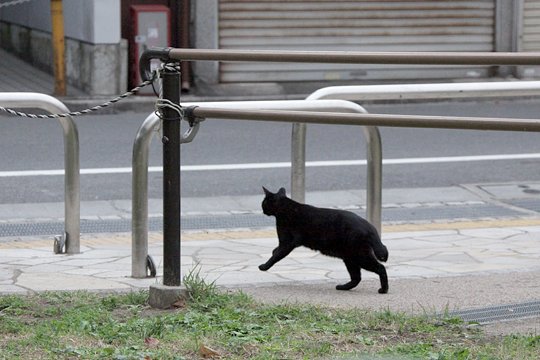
[
  {"left": 277, "top": 187, "right": 287, "bottom": 196},
  {"left": 262, "top": 186, "right": 271, "bottom": 196}
]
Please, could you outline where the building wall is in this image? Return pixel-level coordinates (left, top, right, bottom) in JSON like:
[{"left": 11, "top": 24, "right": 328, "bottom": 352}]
[
  {"left": 194, "top": 0, "right": 532, "bottom": 85},
  {"left": 0, "top": 0, "right": 126, "bottom": 95}
]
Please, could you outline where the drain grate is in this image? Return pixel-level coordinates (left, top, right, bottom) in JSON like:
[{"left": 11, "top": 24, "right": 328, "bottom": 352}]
[
  {"left": 0, "top": 201, "right": 528, "bottom": 238},
  {"left": 447, "top": 300, "right": 540, "bottom": 324},
  {"left": 0, "top": 214, "right": 276, "bottom": 238}
]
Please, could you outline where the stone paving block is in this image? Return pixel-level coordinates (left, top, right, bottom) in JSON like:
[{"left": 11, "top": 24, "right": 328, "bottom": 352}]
[
  {"left": 57, "top": 258, "right": 119, "bottom": 267},
  {"left": 17, "top": 273, "right": 131, "bottom": 291},
  {"left": 81, "top": 261, "right": 131, "bottom": 272},
  {"left": 2, "top": 248, "right": 55, "bottom": 257},
  {"left": 64, "top": 268, "right": 107, "bottom": 276},
  {"left": 5, "top": 257, "right": 56, "bottom": 266},
  {"left": 20, "top": 263, "right": 78, "bottom": 273},
  {"left": 383, "top": 229, "right": 458, "bottom": 240},
  {"left": 203, "top": 271, "right": 283, "bottom": 286},
  {"left": 198, "top": 252, "right": 255, "bottom": 262},
  {"left": 197, "top": 257, "right": 246, "bottom": 266},
  {"left": 403, "top": 259, "right": 469, "bottom": 269},
  {"left": 237, "top": 237, "right": 277, "bottom": 246},
  {"left": 274, "top": 269, "right": 330, "bottom": 282},
  {"left": 415, "top": 233, "right": 471, "bottom": 243},
  {"left": 92, "top": 270, "right": 131, "bottom": 279},
  {"left": 514, "top": 225, "right": 540, "bottom": 232},
  {"left": 325, "top": 270, "right": 352, "bottom": 280},
  {"left": 392, "top": 248, "right": 449, "bottom": 259},
  {"left": 222, "top": 244, "right": 272, "bottom": 256},
  {"left": 179, "top": 256, "right": 195, "bottom": 267},
  {"left": 110, "top": 257, "right": 133, "bottom": 265},
  {"left": 205, "top": 265, "right": 247, "bottom": 273},
  {"left": 428, "top": 252, "right": 481, "bottom": 264},
  {"left": 385, "top": 238, "right": 453, "bottom": 251},
  {"left": 459, "top": 227, "right": 525, "bottom": 239},
  {"left": 117, "top": 277, "right": 162, "bottom": 289},
  {"left": 73, "top": 249, "right": 130, "bottom": 259},
  {"left": 287, "top": 249, "right": 320, "bottom": 259}
]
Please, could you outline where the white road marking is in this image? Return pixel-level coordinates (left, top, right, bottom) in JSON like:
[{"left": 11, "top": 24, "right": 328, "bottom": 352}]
[{"left": 1, "top": 153, "right": 540, "bottom": 177}]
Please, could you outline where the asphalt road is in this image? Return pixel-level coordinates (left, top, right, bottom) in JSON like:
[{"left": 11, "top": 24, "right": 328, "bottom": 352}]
[{"left": 1, "top": 99, "right": 540, "bottom": 203}]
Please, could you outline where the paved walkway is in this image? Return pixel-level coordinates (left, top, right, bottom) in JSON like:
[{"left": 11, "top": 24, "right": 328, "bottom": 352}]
[{"left": 1, "top": 219, "right": 539, "bottom": 316}]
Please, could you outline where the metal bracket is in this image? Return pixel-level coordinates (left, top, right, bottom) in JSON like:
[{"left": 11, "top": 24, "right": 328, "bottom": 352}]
[
  {"left": 181, "top": 106, "right": 204, "bottom": 144},
  {"left": 53, "top": 232, "right": 67, "bottom": 254},
  {"left": 146, "top": 255, "right": 157, "bottom": 277}
]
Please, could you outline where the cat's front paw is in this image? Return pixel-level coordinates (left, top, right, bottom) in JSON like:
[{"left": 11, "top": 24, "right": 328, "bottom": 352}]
[
  {"left": 378, "top": 287, "right": 388, "bottom": 294},
  {"left": 259, "top": 263, "right": 271, "bottom": 271}
]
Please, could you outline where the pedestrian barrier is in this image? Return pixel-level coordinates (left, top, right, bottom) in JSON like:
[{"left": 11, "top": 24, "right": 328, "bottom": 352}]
[
  {"left": 136, "top": 48, "right": 540, "bottom": 286},
  {"left": 291, "top": 80, "right": 540, "bottom": 213},
  {"left": 0, "top": 92, "right": 80, "bottom": 254},
  {"left": 131, "top": 99, "right": 379, "bottom": 278}
]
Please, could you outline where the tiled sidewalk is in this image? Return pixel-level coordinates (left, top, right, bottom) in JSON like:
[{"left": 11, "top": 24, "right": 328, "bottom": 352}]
[{"left": 1, "top": 222, "right": 539, "bottom": 294}]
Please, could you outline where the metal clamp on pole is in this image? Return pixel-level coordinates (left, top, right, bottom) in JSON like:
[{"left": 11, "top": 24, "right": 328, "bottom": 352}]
[{"left": 181, "top": 105, "right": 204, "bottom": 144}]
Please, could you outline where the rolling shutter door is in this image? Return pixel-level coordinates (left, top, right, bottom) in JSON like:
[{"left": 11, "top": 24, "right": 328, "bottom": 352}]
[
  {"left": 218, "top": 0, "right": 495, "bottom": 83},
  {"left": 522, "top": 0, "right": 540, "bottom": 51}
]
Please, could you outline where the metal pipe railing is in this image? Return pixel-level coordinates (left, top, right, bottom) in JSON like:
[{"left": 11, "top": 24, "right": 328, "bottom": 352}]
[
  {"left": 131, "top": 95, "right": 540, "bottom": 277},
  {"left": 131, "top": 99, "right": 378, "bottom": 278},
  {"left": 191, "top": 107, "right": 540, "bottom": 131},
  {"left": 291, "top": 80, "right": 540, "bottom": 206},
  {"left": 0, "top": 92, "right": 80, "bottom": 253},
  {"left": 167, "top": 48, "right": 540, "bottom": 65},
  {"left": 138, "top": 48, "right": 540, "bottom": 284},
  {"left": 132, "top": 113, "right": 157, "bottom": 278},
  {"left": 307, "top": 81, "right": 540, "bottom": 101}
]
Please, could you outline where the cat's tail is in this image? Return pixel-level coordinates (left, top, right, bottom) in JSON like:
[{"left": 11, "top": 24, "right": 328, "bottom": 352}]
[{"left": 368, "top": 233, "right": 388, "bottom": 262}]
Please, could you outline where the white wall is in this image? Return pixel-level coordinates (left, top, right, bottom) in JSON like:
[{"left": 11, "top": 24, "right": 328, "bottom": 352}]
[{"left": 0, "top": 0, "right": 120, "bottom": 44}]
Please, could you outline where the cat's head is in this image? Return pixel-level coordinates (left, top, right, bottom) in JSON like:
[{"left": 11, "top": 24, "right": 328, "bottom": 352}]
[{"left": 261, "top": 187, "right": 287, "bottom": 216}]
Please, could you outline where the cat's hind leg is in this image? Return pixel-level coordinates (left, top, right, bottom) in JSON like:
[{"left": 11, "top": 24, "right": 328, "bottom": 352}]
[
  {"left": 361, "top": 257, "right": 388, "bottom": 294},
  {"left": 336, "top": 258, "right": 361, "bottom": 290}
]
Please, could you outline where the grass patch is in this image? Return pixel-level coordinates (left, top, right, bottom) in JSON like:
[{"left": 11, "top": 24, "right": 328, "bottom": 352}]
[{"left": 0, "top": 275, "right": 538, "bottom": 359}]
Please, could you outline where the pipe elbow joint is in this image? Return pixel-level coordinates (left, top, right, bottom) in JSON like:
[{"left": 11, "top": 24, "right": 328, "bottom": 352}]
[{"left": 139, "top": 47, "right": 173, "bottom": 82}]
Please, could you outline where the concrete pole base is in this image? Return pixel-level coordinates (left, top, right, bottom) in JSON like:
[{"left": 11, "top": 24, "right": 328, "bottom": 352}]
[{"left": 148, "top": 284, "right": 190, "bottom": 309}]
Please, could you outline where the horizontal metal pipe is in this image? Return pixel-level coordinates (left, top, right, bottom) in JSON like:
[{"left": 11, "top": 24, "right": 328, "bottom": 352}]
[
  {"left": 168, "top": 48, "right": 540, "bottom": 66},
  {"left": 183, "top": 99, "right": 366, "bottom": 112},
  {"left": 308, "top": 81, "right": 540, "bottom": 101},
  {"left": 191, "top": 107, "right": 540, "bottom": 132}
]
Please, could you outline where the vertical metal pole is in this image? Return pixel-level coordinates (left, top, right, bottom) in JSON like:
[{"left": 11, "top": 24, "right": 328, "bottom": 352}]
[
  {"left": 161, "top": 65, "right": 182, "bottom": 286},
  {"left": 291, "top": 123, "right": 306, "bottom": 203},
  {"left": 363, "top": 126, "right": 382, "bottom": 235},
  {"left": 132, "top": 113, "right": 160, "bottom": 278},
  {"left": 50, "top": 0, "right": 66, "bottom": 96}
]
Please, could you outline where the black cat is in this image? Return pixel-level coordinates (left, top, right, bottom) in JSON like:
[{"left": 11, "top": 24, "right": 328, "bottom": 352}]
[{"left": 259, "top": 187, "right": 389, "bottom": 293}]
